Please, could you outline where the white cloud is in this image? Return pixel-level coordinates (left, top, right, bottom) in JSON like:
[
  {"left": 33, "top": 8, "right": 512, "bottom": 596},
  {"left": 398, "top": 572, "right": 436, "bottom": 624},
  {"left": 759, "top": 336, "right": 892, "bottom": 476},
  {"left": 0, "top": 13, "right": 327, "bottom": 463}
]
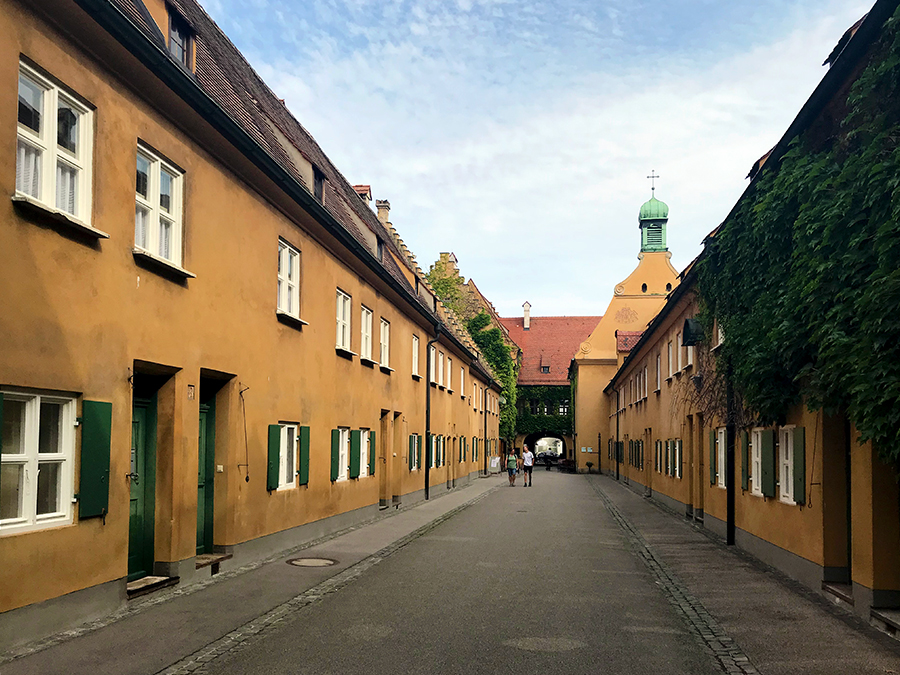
[{"left": 234, "top": 0, "right": 869, "bottom": 316}]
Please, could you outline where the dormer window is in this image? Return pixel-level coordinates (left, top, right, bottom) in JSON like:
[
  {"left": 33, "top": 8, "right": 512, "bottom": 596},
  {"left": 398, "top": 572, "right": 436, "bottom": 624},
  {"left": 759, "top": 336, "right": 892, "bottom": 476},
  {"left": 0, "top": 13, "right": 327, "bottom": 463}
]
[
  {"left": 540, "top": 366, "right": 550, "bottom": 374},
  {"left": 313, "top": 166, "right": 324, "bottom": 202},
  {"left": 169, "top": 11, "right": 193, "bottom": 69},
  {"left": 377, "top": 239, "right": 384, "bottom": 262}
]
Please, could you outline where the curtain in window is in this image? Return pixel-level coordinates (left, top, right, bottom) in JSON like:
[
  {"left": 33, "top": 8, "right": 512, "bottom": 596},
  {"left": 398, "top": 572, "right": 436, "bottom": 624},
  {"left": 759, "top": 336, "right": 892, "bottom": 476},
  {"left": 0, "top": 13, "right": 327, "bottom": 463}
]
[
  {"left": 16, "top": 140, "right": 41, "bottom": 198},
  {"left": 56, "top": 161, "right": 77, "bottom": 215}
]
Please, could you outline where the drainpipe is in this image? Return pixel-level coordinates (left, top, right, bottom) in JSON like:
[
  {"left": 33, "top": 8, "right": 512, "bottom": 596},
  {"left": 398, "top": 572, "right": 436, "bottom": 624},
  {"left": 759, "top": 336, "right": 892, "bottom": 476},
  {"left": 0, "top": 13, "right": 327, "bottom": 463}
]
[
  {"left": 725, "top": 365, "right": 736, "bottom": 545},
  {"left": 483, "top": 386, "right": 489, "bottom": 477},
  {"left": 425, "top": 327, "right": 441, "bottom": 500},
  {"left": 615, "top": 389, "right": 620, "bottom": 481}
]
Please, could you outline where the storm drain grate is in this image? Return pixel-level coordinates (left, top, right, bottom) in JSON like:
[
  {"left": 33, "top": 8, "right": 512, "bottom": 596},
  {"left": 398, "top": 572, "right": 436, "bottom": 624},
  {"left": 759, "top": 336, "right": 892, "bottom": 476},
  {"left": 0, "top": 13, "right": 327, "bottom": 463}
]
[{"left": 287, "top": 558, "right": 337, "bottom": 567}]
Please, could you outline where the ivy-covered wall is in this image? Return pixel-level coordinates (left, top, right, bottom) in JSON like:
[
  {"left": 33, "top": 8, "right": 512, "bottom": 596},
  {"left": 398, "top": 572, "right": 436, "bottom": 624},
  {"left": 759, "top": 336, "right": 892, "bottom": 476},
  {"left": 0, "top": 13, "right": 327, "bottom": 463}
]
[
  {"left": 467, "top": 312, "right": 518, "bottom": 439},
  {"left": 700, "top": 7, "right": 900, "bottom": 463},
  {"left": 516, "top": 385, "right": 573, "bottom": 436}
]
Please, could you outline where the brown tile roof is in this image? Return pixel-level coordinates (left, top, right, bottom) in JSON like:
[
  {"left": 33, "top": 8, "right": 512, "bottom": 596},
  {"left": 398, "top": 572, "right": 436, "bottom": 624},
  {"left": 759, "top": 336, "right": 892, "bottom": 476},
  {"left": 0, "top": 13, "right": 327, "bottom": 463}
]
[
  {"left": 499, "top": 316, "right": 601, "bottom": 386},
  {"left": 101, "top": 0, "right": 497, "bottom": 381},
  {"left": 616, "top": 331, "right": 644, "bottom": 352}
]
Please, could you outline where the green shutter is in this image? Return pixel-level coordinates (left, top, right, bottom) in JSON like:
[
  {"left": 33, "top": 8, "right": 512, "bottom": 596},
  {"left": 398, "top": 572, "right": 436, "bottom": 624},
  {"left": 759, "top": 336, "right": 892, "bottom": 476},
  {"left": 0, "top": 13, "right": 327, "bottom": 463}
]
[
  {"left": 664, "top": 440, "right": 670, "bottom": 475},
  {"left": 741, "top": 431, "right": 749, "bottom": 491},
  {"left": 417, "top": 435, "right": 422, "bottom": 469},
  {"left": 267, "top": 424, "right": 280, "bottom": 491},
  {"left": 79, "top": 400, "right": 112, "bottom": 519},
  {"left": 793, "top": 427, "right": 806, "bottom": 505},
  {"left": 426, "top": 433, "right": 433, "bottom": 467},
  {"left": 350, "top": 430, "right": 361, "bottom": 478},
  {"left": 761, "top": 429, "right": 776, "bottom": 497},
  {"left": 709, "top": 430, "right": 716, "bottom": 485},
  {"left": 331, "top": 429, "right": 340, "bottom": 481},
  {"left": 409, "top": 435, "right": 415, "bottom": 470},
  {"left": 298, "top": 426, "right": 310, "bottom": 486},
  {"left": 369, "top": 431, "right": 376, "bottom": 476}
]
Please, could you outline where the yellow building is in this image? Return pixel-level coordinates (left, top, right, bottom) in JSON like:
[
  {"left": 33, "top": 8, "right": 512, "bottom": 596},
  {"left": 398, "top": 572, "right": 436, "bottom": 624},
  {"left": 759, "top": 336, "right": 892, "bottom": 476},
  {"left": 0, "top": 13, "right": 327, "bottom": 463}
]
[
  {"left": 0, "top": 0, "right": 500, "bottom": 649},
  {"left": 569, "top": 191, "right": 679, "bottom": 471}
]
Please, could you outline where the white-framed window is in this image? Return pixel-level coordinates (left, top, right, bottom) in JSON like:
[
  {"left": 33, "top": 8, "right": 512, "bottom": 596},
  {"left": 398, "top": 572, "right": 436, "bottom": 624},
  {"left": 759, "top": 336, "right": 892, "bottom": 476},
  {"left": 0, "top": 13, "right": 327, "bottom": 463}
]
[
  {"left": 277, "top": 240, "right": 300, "bottom": 318},
  {"left": 430, "top": 434, "right": 437, "bottom": 468},
  {"left": 643, "top": 366, "right": 648, "bottom": 398},
  {"left": 715, "top": 321, "right": 725, "bottom": 348},
  {"left": 472, "top": 383, "right": 477, "bottom": 408},
  {"left": 337, "top": 427, "right": 350, "bottom": 481},
  {"left": 667, "top": 341, "right": 673, "bottom": 378},
  {"left": 751, "top": 428, "right": 763, "bottom": 497},
  {"left": 717, "top": 427, "right": 726, "bottom": 488},
  {"left": 360, "top": 428, "right": 370, "bottom": 477},
  {"left": 779, "top": 426, "right": 794, "bottom": 503},
  {"left": 336, "top": 289, "right": 351, "bottom": 350},
  {"left": 277, "top": 424, "right": 298, "bottom": 490},
  {"left": 656, "top": 354, "right": 661, "bottom": 390},
  {"left": 460, "top": 366, "right": 465, "bottom": 395},
  {"left": 1, "top": 391, "right": 76, "bottom": 534},
  {"left": 380, "top": 319, "right": 390, "bottom": 367},
  {"left": 135, "top": 144, "right": 184, "bottom": 265},
  {"left": 412, "top": 335, "right": 420, "bottom": 376},
  {"left": 411, "top": 434, "right": 420, "bottom": 470},
  {"left": 676, "top": 333, "right": 683, "bottom": 372},
  {"left": 16, "top": 63, "right": 93, "bottom": 222},
  {"left": 360, "top": 306, "right": 373, "bottom": 360},
  {"left": 438, "top": 352, "right": 445, "bottom": 386},
  {"left": 675, "top": 439, "right": 682, "bottom": 478},
  {"left": 430, "top": 346, "right": 436, "bottom": 383},
  {"left": 447, "top": 357, "right": 452, "bottom": 390}
]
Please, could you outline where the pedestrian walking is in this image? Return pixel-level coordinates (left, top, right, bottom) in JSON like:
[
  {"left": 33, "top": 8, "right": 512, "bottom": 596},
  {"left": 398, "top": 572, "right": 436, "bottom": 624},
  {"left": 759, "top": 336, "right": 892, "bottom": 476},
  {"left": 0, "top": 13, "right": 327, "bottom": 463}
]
[
  {"left": 506, "top": 449, "right": 519, "bottom": 487},
  {"left": 522, "top": 444, "right": 534, "bottom": 487}
]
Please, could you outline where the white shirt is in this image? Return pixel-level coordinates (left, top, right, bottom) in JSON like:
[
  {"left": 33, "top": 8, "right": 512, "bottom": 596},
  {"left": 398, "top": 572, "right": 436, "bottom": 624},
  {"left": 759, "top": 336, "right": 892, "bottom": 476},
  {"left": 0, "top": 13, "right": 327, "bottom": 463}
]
[{"left": 523, "top": 451, "right": 534, "bottom": 467}]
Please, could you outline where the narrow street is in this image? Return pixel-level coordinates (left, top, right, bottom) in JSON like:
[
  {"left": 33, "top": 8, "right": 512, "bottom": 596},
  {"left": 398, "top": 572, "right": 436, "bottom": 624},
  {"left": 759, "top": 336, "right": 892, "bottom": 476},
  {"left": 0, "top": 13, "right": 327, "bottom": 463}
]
[{"left": 6, "top": 471, "right": 900, "bottom": 675}]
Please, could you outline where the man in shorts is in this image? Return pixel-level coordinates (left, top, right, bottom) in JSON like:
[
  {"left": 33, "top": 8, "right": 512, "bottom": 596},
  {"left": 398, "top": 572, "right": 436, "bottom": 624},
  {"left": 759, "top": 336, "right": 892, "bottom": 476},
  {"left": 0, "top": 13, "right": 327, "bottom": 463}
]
[{"left": 522, "top": 444, "right": 534, "bottom": 487}]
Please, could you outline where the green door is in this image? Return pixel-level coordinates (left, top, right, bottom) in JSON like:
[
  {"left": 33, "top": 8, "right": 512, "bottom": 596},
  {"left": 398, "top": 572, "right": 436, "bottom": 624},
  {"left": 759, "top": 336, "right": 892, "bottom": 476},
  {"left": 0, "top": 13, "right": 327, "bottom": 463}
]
[
  {"left": 128, "top": 399, "right": 155, "bottom": 581},
  {"left": 196, "top": 403, "right": 215, "bottom": 555}
]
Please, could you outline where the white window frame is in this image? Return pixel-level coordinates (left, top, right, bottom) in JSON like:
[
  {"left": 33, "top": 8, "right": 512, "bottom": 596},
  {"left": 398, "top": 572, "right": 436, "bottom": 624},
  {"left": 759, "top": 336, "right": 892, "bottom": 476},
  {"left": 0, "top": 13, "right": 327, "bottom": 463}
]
[
  {"left": 779, "top": 426, "right": 794, "bottom": 504},
  {"left": 446, "top": 357, "right": 452, "bottom": 391},
  {"left": 412, "top": 335, "right": 420, "bottom": 376},
  {"left": 656, "top": 354, "right": 661, "bottom": 391},
  {"left": 277, "top": 240, "right": 301, "bottom": 318},
  {"left": 643, "top": 366, "right": 648, "bottom": 398},
  {"left": 360, "top": 306, "right": 373, "bottom": 360},
  {"left": 715, "top": 321, "right": 725, "bottom": 348},
  {"left": 460, "top": 366, "right": 465, "bottom": 396},
  {"left": 337, "top": 427, "right": 350, "bottom": 481},
  {"left": 430, "top": 434, "right": 437, "bottom": 468},
  {"left": 360, "top": 428, "right": 370, "bottom": 477},
  {"left": 277, "top": 424, "right": 298, "bottom": 490},
  {"left": 135, "top": 143, "right": 184, "bottom": 266},
  {"left": 16, "top": 62, "right": 93, "bottom": 224},
  {"left": 438, "top": 352, "right": 445, "bottom": 386},
  {"left": 676, "top": 333, "right": 683, "bottom": 372},
  {"left": 411, "top": 434, "right": 420, "bottom": 470},
  {"left": 686, "top": 342, "right": 694, "bottom": 368},
  {"left": 430, "top": 346, "right": 437, "bottom": 383},
  {"left": 336, "top": 289, "right": 351, "bottom": 350},
  {"left": 751, "top": 428, "right": 763, "bottom": 497},
  {"left": 675, "top": 439, "right": 682, "bottom": 479},
  {"left": 717, "top": 427, "right": 727, "bottom": 489},
  {"left": 472, "top": 383, "right": 476, "bottom": 407},
  {"left": 0, "top": 391, "right": 76, "bottom": 534},
  {"left": 379, "top": 319, "right": 390, "bottom": 367},
  {"left": 667, "top": 341, "right": 674, "bottom": 378}
]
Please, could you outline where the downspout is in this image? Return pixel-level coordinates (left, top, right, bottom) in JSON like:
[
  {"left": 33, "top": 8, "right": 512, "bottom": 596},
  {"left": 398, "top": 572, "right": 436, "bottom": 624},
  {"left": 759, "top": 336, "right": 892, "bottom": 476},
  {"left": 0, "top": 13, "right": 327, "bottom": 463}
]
[
  {"left": 483, "top": 387, "right": 489, "bottom": 477},
  {"left": 425, "top": 327, "right": 441, "bottom": 500},
  {"left": 725, "top": 364, "right": 736, "bottom": 545},
  {"left": 615, "top": 389, "right": 620, "bottom": 481}
]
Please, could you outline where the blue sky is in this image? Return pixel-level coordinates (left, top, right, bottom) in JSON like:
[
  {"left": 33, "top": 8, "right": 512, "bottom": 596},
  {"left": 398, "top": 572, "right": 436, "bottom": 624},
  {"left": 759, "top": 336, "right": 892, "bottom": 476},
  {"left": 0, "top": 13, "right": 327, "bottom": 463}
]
[{"left": 202, "top": 0, "right": 870, "bottom": 316}]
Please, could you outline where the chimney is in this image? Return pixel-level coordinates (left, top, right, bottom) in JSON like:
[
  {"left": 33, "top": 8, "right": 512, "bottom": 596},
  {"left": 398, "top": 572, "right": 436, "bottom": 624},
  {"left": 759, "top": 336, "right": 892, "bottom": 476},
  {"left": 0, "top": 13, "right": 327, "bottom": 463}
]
[
  {"left": 523, "top": 301, "right": 531, "bottom": 330},
  {"left": 376, "top": 199, "right": 390, "bottom": 224}
]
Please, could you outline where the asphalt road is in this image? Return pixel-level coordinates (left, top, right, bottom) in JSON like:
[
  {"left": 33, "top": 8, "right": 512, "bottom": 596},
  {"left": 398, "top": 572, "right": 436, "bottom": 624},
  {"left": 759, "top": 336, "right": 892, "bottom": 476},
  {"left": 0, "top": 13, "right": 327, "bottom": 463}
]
[{"left": 207, "top": 472, "right": 719, "bottom": 675}]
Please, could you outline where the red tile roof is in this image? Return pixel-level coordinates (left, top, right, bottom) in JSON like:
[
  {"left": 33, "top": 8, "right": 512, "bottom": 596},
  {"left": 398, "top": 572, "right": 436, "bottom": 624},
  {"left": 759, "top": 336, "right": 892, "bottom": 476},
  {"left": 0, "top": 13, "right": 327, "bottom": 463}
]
[
  {"left": 616, "top": 331, "right": 644, "bottom": 352},
  {"left": 499, "top": 316, "right": 601, "bottom": 386}
]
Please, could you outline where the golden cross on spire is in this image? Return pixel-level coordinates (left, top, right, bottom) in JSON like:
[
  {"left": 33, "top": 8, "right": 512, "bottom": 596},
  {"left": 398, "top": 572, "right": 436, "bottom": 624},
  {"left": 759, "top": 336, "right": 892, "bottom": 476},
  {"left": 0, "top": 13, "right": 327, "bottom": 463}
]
[{"left": 647, "top": 170, "right": 660, "bottom": 194}]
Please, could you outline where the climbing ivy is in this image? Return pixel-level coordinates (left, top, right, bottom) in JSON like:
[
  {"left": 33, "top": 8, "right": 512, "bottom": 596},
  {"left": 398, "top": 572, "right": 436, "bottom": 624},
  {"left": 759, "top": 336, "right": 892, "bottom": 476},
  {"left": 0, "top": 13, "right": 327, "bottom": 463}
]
[
  {"left": 467, "top": 311, "right": 519, "bottom": 440},
  {"left": 699, "top": 8, "right": 900, "bottom": 462},
  {"left": 515, "top": 386, "right": 573, "bottom": 436}
]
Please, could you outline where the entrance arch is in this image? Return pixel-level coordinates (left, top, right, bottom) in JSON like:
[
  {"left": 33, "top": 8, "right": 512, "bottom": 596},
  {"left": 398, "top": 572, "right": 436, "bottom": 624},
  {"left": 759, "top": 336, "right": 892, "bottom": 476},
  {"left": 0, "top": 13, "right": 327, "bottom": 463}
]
[{"left": 519, "top": 431, "right": 569, "bottom": 460}]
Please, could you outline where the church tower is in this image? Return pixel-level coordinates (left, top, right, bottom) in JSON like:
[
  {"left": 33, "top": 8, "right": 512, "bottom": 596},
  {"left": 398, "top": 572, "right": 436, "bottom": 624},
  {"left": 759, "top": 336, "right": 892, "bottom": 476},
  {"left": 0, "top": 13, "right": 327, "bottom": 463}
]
[{"left": 639, "top": 172, "right": 668, "bottom": 252}]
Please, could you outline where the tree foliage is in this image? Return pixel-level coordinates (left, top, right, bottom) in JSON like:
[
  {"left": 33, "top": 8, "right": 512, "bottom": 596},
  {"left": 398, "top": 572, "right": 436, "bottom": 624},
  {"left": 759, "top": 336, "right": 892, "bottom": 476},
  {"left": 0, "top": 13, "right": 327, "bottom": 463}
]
[
  {"left": 699, "top": 10, "right": 900, "bottom": 462},
  {"left": 515, "top": 386, "right": 573, "bottom": 436},
  {"left": 466, "top": 311, "right": 519, "bottom": 440}
]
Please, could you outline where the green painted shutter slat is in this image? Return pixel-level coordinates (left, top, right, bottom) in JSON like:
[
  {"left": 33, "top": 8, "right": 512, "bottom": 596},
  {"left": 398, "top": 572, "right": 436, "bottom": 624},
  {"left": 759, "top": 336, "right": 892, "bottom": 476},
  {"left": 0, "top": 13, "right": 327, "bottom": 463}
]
[
  {"left": 709, "top": 430, "right": 716, "bottom": 485},
  {"left": 79, "top": 400, "right": 112, "bottom": 519},
  {"left": 761, "top": 429, "right": 776, "bottom": 498},
  {"left": 741, "top": 431, "right": 749, "bottom": 491},
  {"left": 409, "top": 435, "right": 415, "bottom": 470},
  {"left": 369, "top": 431, "right": 376, "bottom": 476},
  {"left": 298, "top": 426, "right": 310, "bottom": 486},
  {"left": 349, "top": 430, "right": 361, "bottom": 479},
  {"left": 267, "top": 424, "right": 281, "bottom": 491},
  {"left": 793, "top": 427, "right": 806, "bottom": 505},
  {"left": 426, "top": 433, "right": 433, "bottom": 468},
  {"left": 417, "top": 435, "right": 422, "bottom": 469},
  {"left": 331, "top": 429, "right": 340, "bottom": 481}
]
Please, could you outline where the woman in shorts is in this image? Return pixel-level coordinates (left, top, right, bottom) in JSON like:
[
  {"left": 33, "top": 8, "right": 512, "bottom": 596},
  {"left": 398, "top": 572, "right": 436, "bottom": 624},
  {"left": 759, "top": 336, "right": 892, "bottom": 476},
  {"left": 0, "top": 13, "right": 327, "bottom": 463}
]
[{"left": 506, "top": 449, "right": 519, "bottom": 486}]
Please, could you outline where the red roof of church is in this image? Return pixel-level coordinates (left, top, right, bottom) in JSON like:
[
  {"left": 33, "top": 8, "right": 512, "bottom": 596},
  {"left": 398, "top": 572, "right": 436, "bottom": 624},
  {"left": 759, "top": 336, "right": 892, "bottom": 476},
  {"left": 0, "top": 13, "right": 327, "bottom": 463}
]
[
  {"left": 499, "top": 316, "right": 602, "bottom": 386},
  {"left": 616, "top": 331, "right": 644, "bottom": 352}
]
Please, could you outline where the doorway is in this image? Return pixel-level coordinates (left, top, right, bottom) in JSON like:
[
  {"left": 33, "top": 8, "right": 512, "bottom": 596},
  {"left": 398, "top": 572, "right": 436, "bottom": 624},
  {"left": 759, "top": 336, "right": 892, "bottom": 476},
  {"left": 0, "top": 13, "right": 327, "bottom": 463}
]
[
  {"left": 196, "top": 401, "right": 215, "bottom": 555},
  {"left": 128, "top": 397, "right": 156, "bottom": 581}
]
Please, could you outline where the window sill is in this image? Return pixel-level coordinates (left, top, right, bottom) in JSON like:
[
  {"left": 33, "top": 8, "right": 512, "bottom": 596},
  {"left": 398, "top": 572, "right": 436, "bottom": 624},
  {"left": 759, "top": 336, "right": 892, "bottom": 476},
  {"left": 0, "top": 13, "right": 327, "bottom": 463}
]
[
  {"left": 360, "top": 356, "right": 378, "bottom": 368},
  {"left": 276, "top": 311, "right": 308, "bottom": 330},
  {"left": 12, "top": 194, "right": 109, "bottom": 239},
  {"left": 438, "top": 385, "right": 445, "bottom": 391},
  {"left": 335, "top": 347, "right": 357, "bottom": 360},
  {"left": 447, "top": 389, "right": 454, "bottom": 394},
  {"left": 412, "top": 374, "right": 422, "bottom": 381},
  {"left": 683, "top": 363, "right": 693, "bottom": 371},
  {"left": 133, "top": 248, "right": 196, "bottom": 279},
  {"left": 379, "top": 365, "right": 394, "bottom": 374},
  {"left": 665, "top": 377, "right": 673, "bottom": 383}
]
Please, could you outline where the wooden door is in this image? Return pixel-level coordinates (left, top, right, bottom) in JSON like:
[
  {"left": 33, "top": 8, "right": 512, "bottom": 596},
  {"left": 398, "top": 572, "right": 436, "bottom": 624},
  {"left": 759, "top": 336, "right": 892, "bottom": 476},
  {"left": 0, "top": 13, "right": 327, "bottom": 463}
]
[{"left": 196, "top": 403, "right": 215, "bottom": 555}]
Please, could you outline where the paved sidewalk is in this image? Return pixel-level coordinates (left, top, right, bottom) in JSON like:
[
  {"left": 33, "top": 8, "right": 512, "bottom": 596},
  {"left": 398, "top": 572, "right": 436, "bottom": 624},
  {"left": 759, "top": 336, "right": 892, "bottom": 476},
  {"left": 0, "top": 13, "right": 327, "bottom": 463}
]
[
  {"left": 589, "top": 473, "right": 900, "bottom": 675},
  {"left": 0, "top": 476, "right": 500, "bottom": 675}
]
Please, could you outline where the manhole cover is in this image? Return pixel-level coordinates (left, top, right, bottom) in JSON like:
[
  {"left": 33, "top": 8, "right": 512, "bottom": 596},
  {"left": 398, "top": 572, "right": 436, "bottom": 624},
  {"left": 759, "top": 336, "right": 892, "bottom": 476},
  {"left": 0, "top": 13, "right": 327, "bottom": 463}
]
[{"left": 287, "top": 557, "right": 337, "bottom": 567}]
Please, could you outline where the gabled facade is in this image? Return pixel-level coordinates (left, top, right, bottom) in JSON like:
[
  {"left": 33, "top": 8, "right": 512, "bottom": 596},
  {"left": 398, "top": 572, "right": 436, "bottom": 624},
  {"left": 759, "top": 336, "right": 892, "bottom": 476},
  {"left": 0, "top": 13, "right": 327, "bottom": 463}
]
[{"left": 0, "top": 0, "right": 501, "bottom": 649}]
